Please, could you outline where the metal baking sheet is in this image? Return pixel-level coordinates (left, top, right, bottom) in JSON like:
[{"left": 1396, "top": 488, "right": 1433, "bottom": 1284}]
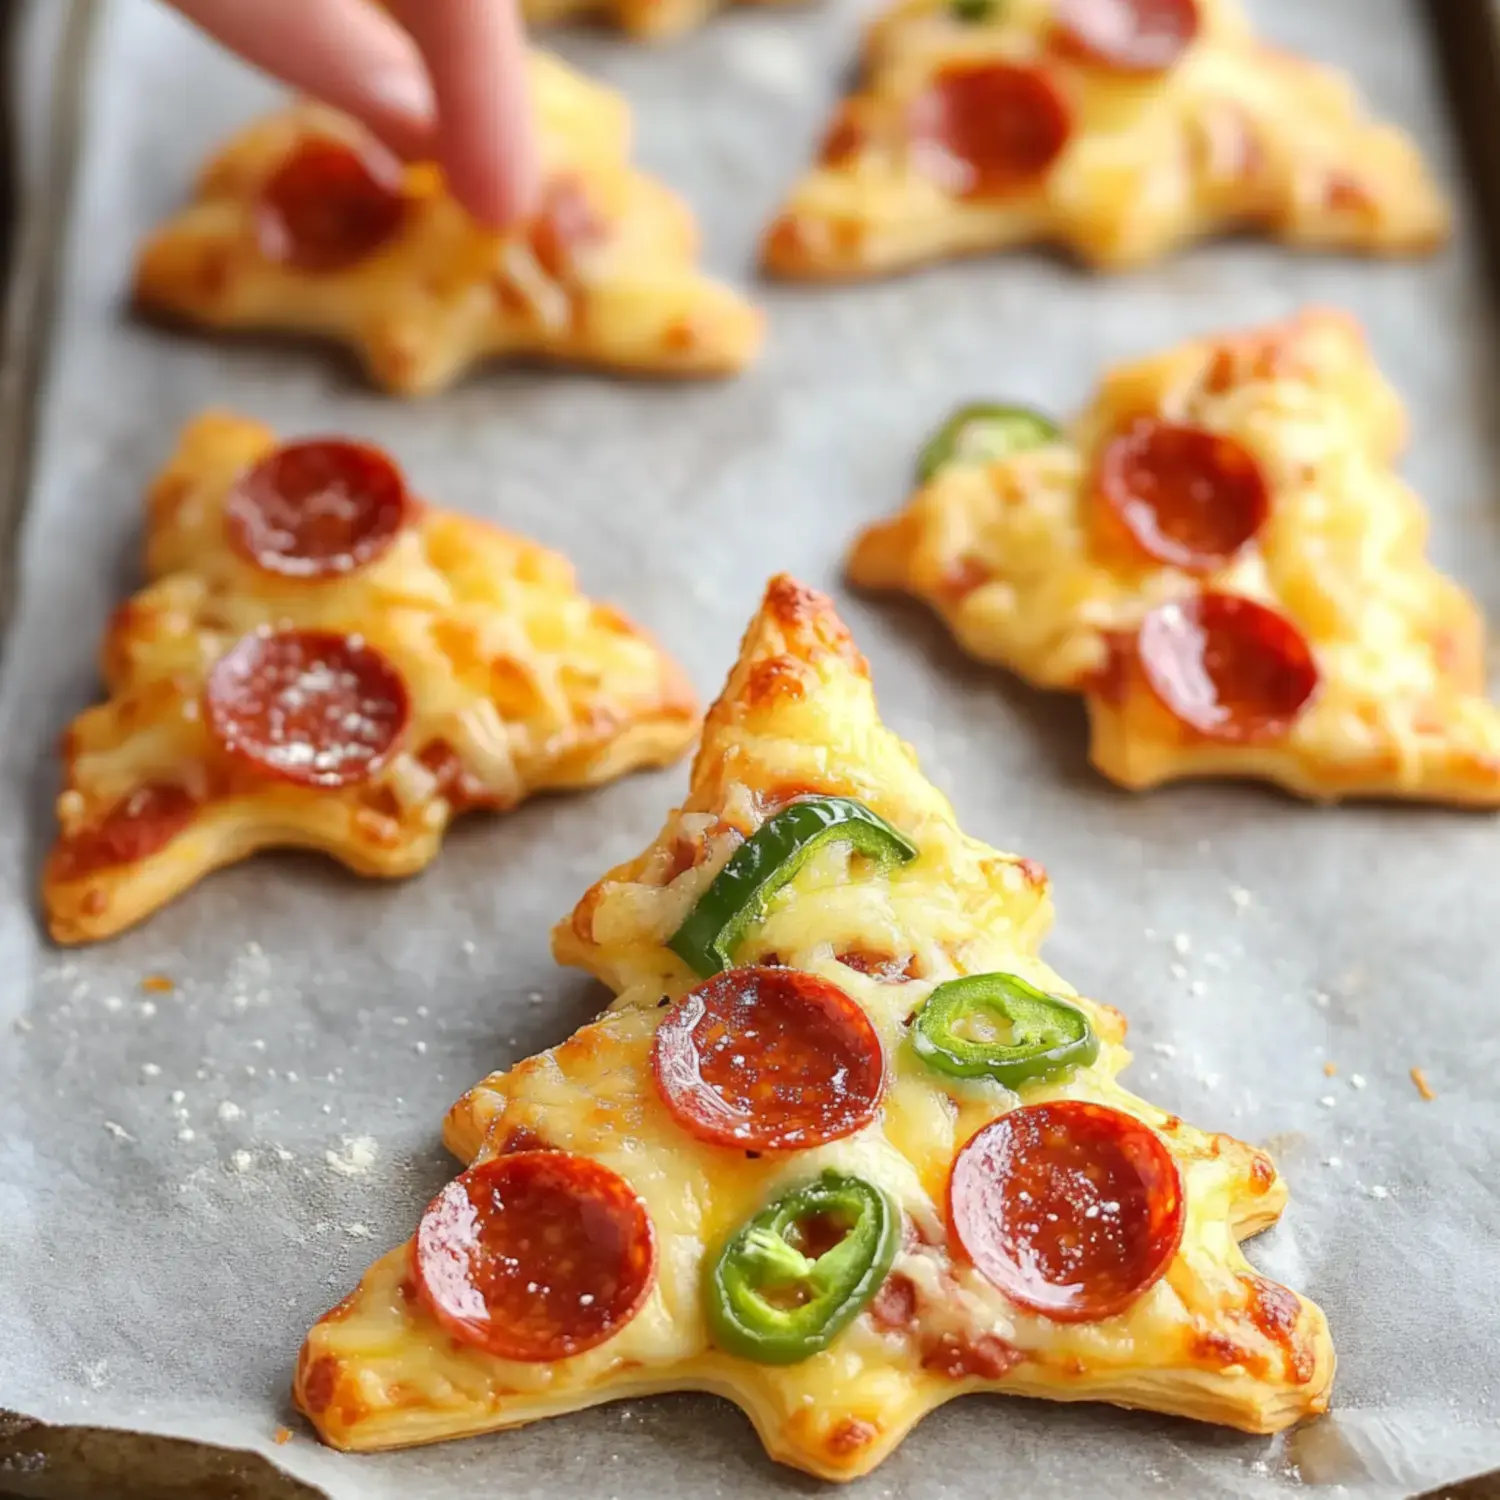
[{"left": 3, "top": 1, "right": 1499, "bottom": 1496}]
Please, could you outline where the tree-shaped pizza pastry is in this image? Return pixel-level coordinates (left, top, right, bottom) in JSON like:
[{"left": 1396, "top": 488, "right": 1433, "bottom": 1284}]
[
  {"left": 523, "top": 0, "right": 801, "bottom": 40},
  {"left": 45, "top": 413, "right": 698, "bottom": 944},
  {"left": 294, "top": 576, "right": 1332, "bottom": 1479},
  {"left": 135, "top": 54, "right": 762, "bottom": 394},
  {"left": 763, "top": 0, "right": 1449, "bottom": 278},
  {"left": 849, "top": 310, "right": 1500, "bottom": 803}
]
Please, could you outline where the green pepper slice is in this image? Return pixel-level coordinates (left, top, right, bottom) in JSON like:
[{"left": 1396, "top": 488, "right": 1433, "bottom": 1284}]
[
  {"left": 916, "top": 402, "right": 1060, "bottom": 483},
  {"left": 668, "top": 797, "right": 918, "bottom": 977},
  {"left": 911, "top": 972, "right": 1098, "bottom": 1088},
  {"left": 705, "top": 1171, "right": 899, "bottom": 1364},
  {"left": 950, "top": 0, "right": 1000, "bottom": 20}
]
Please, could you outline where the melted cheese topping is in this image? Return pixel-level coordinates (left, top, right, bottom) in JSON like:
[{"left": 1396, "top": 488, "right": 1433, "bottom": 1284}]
[
  {"left": 299, "top": 577, "right": 1332, "bottom": 1480},
  {"left": 849, "top": 310, "right": 1500, "bottom": 805},
  {"left": 134, "top": 54, "right": 762, "bottom": 395},
  {"left": 44, "top": 412, "right": 697, "bottom": 943},
  {"left": 763, "top": 0, "right": 1447, "bottom": 276}
]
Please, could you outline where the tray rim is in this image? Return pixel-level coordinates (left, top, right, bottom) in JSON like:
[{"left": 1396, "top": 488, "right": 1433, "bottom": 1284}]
[{"left": 1, "top": 1, "right": 1497, "bottom": 1497}]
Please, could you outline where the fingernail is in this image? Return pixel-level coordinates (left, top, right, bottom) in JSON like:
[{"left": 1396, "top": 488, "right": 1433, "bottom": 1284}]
[{"left": 368, "top": 66, "right": 435, "bottom": 126}]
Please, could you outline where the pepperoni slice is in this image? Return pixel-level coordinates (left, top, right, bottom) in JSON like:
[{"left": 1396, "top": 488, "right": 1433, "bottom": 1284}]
[
  {"left": 1096, "top": 419, "right": 1268, "bottom": 572},
  {"left": 205, "top": 629, "right": 409, "bottom": 788},
  {"left": 414, "top": 1153, "right": 657, "bottom": 1362},
  {"left": 651, "top": 967, "right": 886, "bottom": 1151},
  {"left": 256, "top": 138, "right": 408, "bottom": 274},
  {"left": 225, "top": 440, "right": 411, "bottom": 580},
  {"left": 1053, "top": 0, "right": 1201, "bottom": 74},
  {"left": 1136, "top": 592, "right": 1319, "bottom": 742},
  {"left": 910, "top": 63, "right": 1072, "bottom": 199},
  {"left": 948, "top": 1101, "right": 1184, "bottom": 1323},
  {"left": 51, "top": 783, "right": 197, "bottom": 881}
]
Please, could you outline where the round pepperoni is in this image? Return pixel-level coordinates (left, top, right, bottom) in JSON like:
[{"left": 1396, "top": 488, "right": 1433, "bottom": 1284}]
[
  {"left": 414, "top": 1153, "right": 657, "bottom": 1362},
  {"left": 51, "top": 783, "right": 197, "bottom": 882},
  {"left": 1096, "top": 419, "right": 1268, "bottom": 572},
  {"left": 225, "top": 440, "right": 411, "bottom": 580},
  {"left": 256, "top": 138, "right": 408, "bottom": 274},
  {"left": 910, "top": 63, "right": 1072, "bottom": 199},
  {"left": 205, "top": 629, "right": 409, "bottom": 788},
  {"left": 651, "top": 967, "right": 886, "bottom": 1152},
  {"left": 1137, "top": 592, "right": 1320, "bottom": 742},
  {"left": 948, "top": 1101, "right": 1184, "bottom": 1323},
  {"left": 1053, "top": 0, "right": 1201, "bottom": 74}
]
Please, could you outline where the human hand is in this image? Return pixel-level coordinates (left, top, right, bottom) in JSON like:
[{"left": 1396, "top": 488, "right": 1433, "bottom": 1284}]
[{"left": 164, "top": 0, "right": 540, "bottom": 227}]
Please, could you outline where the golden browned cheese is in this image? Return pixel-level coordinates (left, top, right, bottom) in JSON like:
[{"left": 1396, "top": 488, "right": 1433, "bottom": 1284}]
[
  {"left": 135, "top": 54, "right": 762, "bottom": 394},
  {"left": 44, "top": 413, "right": 699, "bottom": 944},
  {"left": 764, "top": 0, "right": 1448, "bottom": 278},
  {"left": 296, "top": 577, "right": 1333, "bottom": 1481},
  {"left": 849, "top": 310, "right": 1500, "bottom": 803}
]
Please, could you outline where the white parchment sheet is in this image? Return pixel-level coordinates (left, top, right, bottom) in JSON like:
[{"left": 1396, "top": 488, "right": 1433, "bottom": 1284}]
[{"left": 2, "top": 1, "right": 1498, "bottom": 1496}]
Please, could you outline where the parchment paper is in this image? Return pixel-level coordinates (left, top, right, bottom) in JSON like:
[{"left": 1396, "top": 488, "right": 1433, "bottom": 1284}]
[{"left": 3, "top": 1, "right": 1498, "bottom": 1495}]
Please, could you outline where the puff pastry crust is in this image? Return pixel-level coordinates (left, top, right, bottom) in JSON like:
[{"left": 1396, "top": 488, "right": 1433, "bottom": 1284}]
[
  {"left": 296, "top": 576, "right": 1333, "bottom": 1480},
  {"left": 135, "top": 55, "right": 762, "bottom": 394},
  {"left": 764, "top": 0, "right": 1449, "bottom": 278},
  {"left": 44, "top": 412, "right": 698, "bottom": 944},
  {"left": 849, "top": 310, "right": 1500, "bottom": 803}
]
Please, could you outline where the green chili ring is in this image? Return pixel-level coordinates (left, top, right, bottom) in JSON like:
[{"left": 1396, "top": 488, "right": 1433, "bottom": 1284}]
[
  {"left": 668, "top": 796, "right": 918, "bottom": 977},
  {"left": 911, "top": 972, "right": 1098, "bottom": 1088},
  {"left": 916, "top": 403, "right": 1061, "bottom": 483},
  {"left": 705, "top": 1171, "right": 899, "bottom": 1365}
]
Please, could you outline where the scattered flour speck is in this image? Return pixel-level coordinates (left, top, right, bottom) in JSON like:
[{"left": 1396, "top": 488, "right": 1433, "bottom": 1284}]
[
  {"left": 178, "top": 1127, "right": 196, "bottom": 1142},
  {"left": 325, "top": 1136, "right": 378, "bottom": 1177},
  {"left": 137, "top": 1000, "right": 157, "bottom": 1019},
  {"left": 344, "top": 1223, "right": 373, "bottom": 1239},
  {"left": 218, "top": 1100, "right": 243, "bottom": 1123},
  {"left": 103, "top": 1120, "right": 133, "bottom": 1141},
  {"left": 102, "top": 995, "right": 124, "bottom": 1013},
  {"left": 230, "top": 1149, "right": 254, "bottom": 1173}
]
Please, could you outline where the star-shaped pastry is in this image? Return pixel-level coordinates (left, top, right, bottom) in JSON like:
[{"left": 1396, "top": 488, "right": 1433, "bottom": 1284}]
[
  {"left": 849, "top": 310, "right": 1500, "bottom": 803},
  {"left": 764, "top": 0, "right": 1450, "bottom": 277},
  {"left": 136, "top": 54, "right": 762, "bottom": 394},
  {"left": 45, "top": 412, "right": 698, "bottom": 943}
]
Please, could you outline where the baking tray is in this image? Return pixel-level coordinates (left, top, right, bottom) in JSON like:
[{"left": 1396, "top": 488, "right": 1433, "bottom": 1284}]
[{"left": 3, "top": 1, "right": 1500, "bottom": 1497}]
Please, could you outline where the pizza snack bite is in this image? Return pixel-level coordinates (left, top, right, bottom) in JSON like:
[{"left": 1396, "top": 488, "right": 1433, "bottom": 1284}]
[
  {"left": 763, "top": 0, "right": 1449, "bottom": 278},
  {"left": 522, "top": 0, "right": 802, "bottom": 40},
  {"left": 134, "top": 53, "right": 762, "bottom": 394},
  {"left": 44, "top": 413, "right": 698, "bottom": 944},
  {"left": 850, "top": 310, "right": 1500, "bottom": 804},
  {"left": 296, "top": 577, "right": 1332, "bottom": 1478}
]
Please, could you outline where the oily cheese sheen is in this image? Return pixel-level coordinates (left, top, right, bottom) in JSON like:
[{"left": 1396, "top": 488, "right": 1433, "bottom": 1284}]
[{"left": 296, "top": 577, "right": 1332, "bottom": 1482}]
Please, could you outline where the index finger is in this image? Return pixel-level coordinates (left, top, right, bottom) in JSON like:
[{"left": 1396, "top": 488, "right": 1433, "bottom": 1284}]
[{"left": 391, "top": 0, "right": 541, "bottom": 228}]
